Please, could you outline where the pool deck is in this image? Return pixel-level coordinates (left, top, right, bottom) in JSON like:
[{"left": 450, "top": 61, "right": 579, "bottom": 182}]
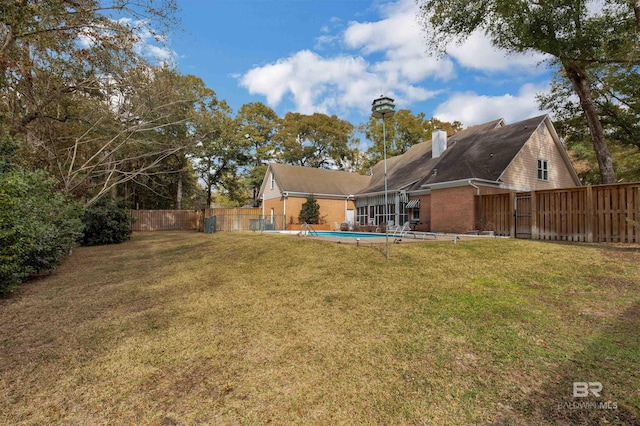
[{"left": 273, "top": 230, "right": 502, "bottom": 244}]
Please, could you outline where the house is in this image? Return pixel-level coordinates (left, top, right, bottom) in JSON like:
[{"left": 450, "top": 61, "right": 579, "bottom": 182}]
[
  {"left": 258, "top": 115, "right": 581, "bottom": 232},
  {"left": 258, "top": 163, "right": 371, "bottom": 227}
]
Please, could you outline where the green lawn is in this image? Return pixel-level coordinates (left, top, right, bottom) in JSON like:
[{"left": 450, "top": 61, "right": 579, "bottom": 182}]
[{"left": 1, "top": 232, "right": 638, "bottom": 425}]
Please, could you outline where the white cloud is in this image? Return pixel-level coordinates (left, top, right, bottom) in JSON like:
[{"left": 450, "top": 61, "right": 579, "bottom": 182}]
[
  {"left": 447, "top": 30, "right": 548, "bottom": 72},
  {"left": 240, "top": 0, "right": 445, "bottom": 116},
  {"left": 238, "top": 0, "right": 550, "bottom": 121},
  {"left": 132, "top": 22, "right": 176, "bottom": 66},
  {"left": 433, "top": 84, "right": 550, "bottom": 127},
  {"left": 241, "top": 50, "right": 381, "bottom": 114},
  {"left": 107, "top": 18, "right": 177, "bottom": 66},
  {"left": 77, "top": 18, "right": 176, "bottom": 66},
  {"left": 343, "top": 0, "right": 455, "bottom": 82}
]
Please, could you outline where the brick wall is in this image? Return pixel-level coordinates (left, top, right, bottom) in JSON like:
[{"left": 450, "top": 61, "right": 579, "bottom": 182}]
[
  {"left": 431, "top": 186, "right": 478, "bottom": 233},
  {"left": 263, "top": 196, "right": 353, "bottom": 226},
  {"left": 414, "top": 194, "right": 431, "bottom": 232},
  {"left": 262, "top": 198, "right": 284, "bottom": 221}
]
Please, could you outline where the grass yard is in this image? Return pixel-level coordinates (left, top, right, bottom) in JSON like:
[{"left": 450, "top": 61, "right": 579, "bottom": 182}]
[{"left": 1, "top": 232, "right": 639, "bottom": 425}]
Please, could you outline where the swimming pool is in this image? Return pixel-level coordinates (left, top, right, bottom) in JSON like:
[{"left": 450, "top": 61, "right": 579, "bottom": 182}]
[{"left": 305, "top": 231, "right": 386, "bottom": 238}]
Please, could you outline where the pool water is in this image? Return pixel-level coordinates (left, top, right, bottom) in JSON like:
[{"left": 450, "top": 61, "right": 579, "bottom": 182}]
[{"left": 306, "top": 231, "right": 386, "bottom": 238}]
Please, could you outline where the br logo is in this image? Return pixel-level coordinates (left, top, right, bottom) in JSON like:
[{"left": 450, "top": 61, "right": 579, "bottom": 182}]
[{"left": 573, "top": 382, "right": 603, "bottom": 398}]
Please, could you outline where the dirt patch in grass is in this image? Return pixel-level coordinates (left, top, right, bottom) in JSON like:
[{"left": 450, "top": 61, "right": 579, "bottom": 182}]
[{"left": 1, "top": 232, "right": 638, "bottom": 424}]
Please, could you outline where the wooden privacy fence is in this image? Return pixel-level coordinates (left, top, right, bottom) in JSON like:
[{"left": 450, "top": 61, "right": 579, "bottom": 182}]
[
  {"left": 476, "top": 182, "right": 640, "bottom": 243},
  {"left": 130, "top": 209, "right": 200, "bottom": 231},
  {"left": 130, "top": 208, "right": 261, "bottom": 232},
  {"left": 205, "top": 214, "right": 287, "bottom": 233}
]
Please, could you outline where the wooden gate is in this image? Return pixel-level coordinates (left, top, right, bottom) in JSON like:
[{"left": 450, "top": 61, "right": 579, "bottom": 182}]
[{"left": 515, "top": 193, "right": 532, "bottom": 239}]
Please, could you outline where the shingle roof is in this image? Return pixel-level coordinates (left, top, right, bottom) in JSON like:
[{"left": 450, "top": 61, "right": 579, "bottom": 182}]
[
  {"left": 264, "top": 115, "right": 555, "bottom": 198},
  {"left": 419, "top": 115, "right": 546, "bottom": 186},
  {"left": 364, "top": 140, "right": 438, "bottom": 193},
  {"left": 359, "top": 115, "right": 546, "bottom": 193},
  {"left": 269, "top": 163, "right": 370, "bottom": 195}
]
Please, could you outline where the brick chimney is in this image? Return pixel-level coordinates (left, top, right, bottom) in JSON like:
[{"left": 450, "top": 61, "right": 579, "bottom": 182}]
[{"left": 432, "top": 129, "right": 447, "bottom": 158}]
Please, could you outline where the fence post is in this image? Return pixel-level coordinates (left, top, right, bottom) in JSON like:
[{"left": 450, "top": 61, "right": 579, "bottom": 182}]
[
  {"left": 585, "top": 185, "right": 594, "bottom": 243},
  {"left": 530, "top": 191, "right": 538, "bottom": 240},
  {"left": 509, "top": 192, "right": 516, "bottom": 238},
  {"left": 474, "top": 195, "right": 481, "bottom": 231}
]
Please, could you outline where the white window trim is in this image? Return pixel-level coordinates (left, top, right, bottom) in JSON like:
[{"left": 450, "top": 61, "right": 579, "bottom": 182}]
[{"left": 537, "top": 159, "right": 549, "bottom": 181}]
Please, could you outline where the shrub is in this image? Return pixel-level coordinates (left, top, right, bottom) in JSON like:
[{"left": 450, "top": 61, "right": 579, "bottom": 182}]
[
  {"left": 81, "top": 197, "right": 133, "bottom": 246},
  {"left": 298, "top": 194, "right": 320, "bottom": 224},
  {"left": 0, "top": 169, "right": 84, "bottom": 295}
]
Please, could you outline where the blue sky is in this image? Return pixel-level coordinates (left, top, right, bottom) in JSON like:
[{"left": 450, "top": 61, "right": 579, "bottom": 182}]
[{"left": 165, "top": 0, "right": 553, "bottom": 128}]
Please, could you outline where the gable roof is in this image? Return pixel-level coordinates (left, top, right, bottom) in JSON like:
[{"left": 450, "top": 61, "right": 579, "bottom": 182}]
[
  {"left": 260, "top": 115, "right": 578, "bottom": 200},
  {"left": 264, "top": 163, "right": 370, "bottom": 196},
  {"left": 417, "top": 115, "right": 547, "bottom": 187},
  {"left": 360, "top": 115, "right": 550, "bottom": 194}
]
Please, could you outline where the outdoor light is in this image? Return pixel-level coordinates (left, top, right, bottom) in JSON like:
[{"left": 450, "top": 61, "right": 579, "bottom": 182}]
[{"left": 371, "top": 95, "right": 395, "bottom": 259}]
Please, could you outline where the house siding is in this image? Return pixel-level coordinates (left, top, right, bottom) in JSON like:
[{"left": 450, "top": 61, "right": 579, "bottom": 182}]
[
  {"left": 500, "top": 123, "right": 578, "bottom": 190},
  {"left": 262, "top": 173, "right": 282, "bottom": 201}
]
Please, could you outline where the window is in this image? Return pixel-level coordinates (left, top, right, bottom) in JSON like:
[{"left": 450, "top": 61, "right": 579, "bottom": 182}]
[
  {"left": 411, "top": 208, "right": 420, "bottom": 221},
  {"left": 269, "top": 173, "right": 275, "bottom": 190},
  {"left": 356, "top": 207, "right": 367, "bottom": 225},
  {"left": 375, "top": 205, "right": 385, "bottom": 225},
  {"left": 537, "top": 159, "right": 549, "bottom": 181},
  {"left": 359, "top": 201, "right": 404, "bottom": 225},
  {"left": 398, "top": 203, "right": 407, "bottom": 226}
]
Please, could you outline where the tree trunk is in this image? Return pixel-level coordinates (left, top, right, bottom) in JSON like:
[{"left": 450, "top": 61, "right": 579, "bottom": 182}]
[
  {"left": 206, "top": 158, "right": 213, "bottom": 208},
  {"left": 176, "top": 172, "right": 183, "bottom": 209},
  {"left": 562, "top": 61, "right": 616, "bottom": 184},
  {"left": 206, "top": 180, "right": 213, "bottom": 208}
]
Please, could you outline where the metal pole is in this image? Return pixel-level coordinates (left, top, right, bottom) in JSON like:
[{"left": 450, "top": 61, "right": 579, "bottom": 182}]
[{"left": 383, "top": 115, "right": 389, "bottom": 259}]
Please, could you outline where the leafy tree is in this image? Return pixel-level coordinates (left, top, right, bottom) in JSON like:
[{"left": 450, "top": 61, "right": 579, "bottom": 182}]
[
  {"left": 117, "top": 68, "right": 214, "bottom": 209},
  {"left": 417, "top": 0, "right": 640, "bottom": 183},
  {"left": 363, "top": 110, "right": 462, "bottom": 169},
  {"left": 299, "top": 194, "right": 321, "bottom": 224},
  {"left": 235, "top": 102, "right": 280, "bottom": 203},
  {"left": 191, "top": 100, "right": 249, "bottom": 207},
  {"left": 540, "top": 62, "right": 640, "bottom": 184},
  {"left": 275, "top": 112, "right": 356, "bottom": 169},
  {"left": 1, "top": 0, "right": 181, "bottom": 205}
]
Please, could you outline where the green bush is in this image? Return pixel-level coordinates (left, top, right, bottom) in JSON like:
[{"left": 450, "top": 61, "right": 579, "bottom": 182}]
[
  {"left": 81, "top": 197, "right": 133, "bottom": 246},
  {"left": 299, "top": 194, "right": 321, "bottom": 224},
  {"left": 0, "top": 169, "right": 84, "bottom": 295}
]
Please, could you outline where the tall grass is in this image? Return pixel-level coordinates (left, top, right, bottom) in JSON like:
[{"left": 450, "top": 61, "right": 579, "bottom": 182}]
[{"left": 0, "top": 232, "right": 638, "bottom": 425}]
